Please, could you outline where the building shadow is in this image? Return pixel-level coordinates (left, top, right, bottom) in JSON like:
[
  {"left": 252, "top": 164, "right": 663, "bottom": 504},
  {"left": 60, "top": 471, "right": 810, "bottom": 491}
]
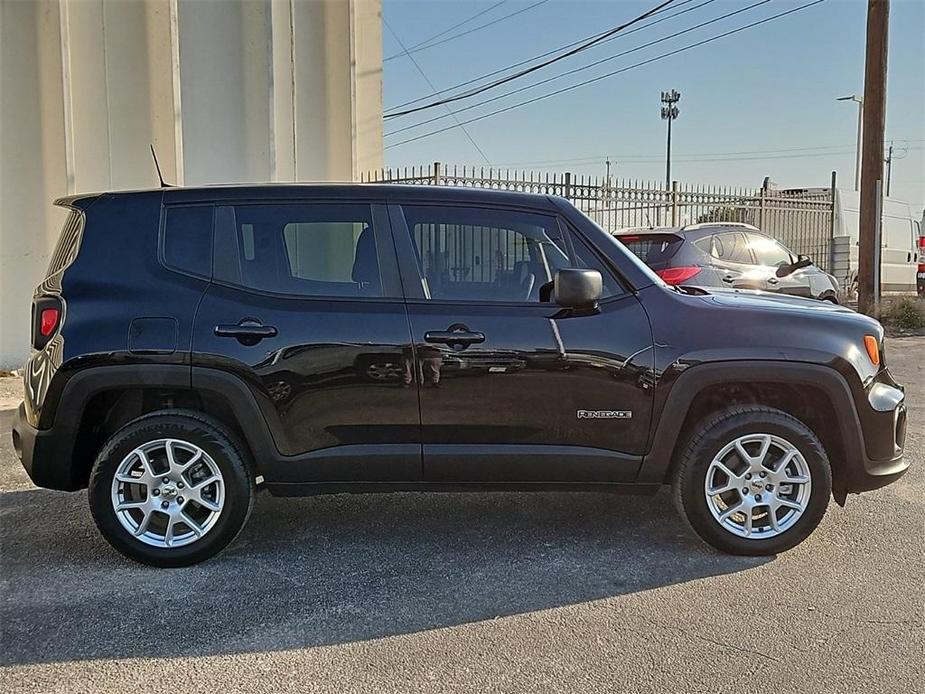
[{"left": 0, "top": 484, "right": 771, "bottom": 666}]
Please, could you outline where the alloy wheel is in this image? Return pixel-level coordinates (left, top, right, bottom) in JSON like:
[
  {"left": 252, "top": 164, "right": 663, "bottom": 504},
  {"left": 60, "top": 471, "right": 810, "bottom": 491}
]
[
  {"left": 704, "top": 433, "right": 812, "bottom": 539},
  {"left": 110, "top": 439, "right": 225, "bottom": 548}
]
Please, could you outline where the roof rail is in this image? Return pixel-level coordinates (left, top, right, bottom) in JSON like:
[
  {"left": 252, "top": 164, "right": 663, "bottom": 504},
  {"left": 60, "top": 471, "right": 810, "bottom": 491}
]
[{"left": 680, "top": 221, "right": 760, "bottom": 232}]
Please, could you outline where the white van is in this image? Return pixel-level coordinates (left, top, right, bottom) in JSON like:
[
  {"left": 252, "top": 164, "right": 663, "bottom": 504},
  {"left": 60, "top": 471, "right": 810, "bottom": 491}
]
[
  {"left": 782, "top": 187, "right": 920, "bottom": 295},
  {"left": 837, "top": 189, "right": 919, "bottom": 293}
]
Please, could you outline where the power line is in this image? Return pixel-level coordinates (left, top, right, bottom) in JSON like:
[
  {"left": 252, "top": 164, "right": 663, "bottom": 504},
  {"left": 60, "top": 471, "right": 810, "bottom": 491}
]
[
  {"left": 493, "top": 140, "right": 925, "bottom": 167},
  {"left": 383, "top": 18, "right": 492, "bottom": 165},
  {"left": 383, "top": 0, "right": 550, "bottom": 62},
  {"left": 384, "top": 0, "right": 676, "bottom": 119},
  {"left": 384, "top": 0, "right": 710, "bottom": 115},
  {"left": 491, "top": 145, "right": 925, "bottom": 167},
  {"left": 391, "top": 1, "right": 508, "bottom": 57},
  {"left": 386, "top": 0, "right": 771, "bottom": 137},
  {"left": 385, "top": 0, "right": 829, "bottom": 150}
]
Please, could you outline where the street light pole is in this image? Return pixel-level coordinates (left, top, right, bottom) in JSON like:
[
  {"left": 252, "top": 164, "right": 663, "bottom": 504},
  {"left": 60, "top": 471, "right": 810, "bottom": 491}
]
[
  {"left": 837, "top": 94, "right": 864, "bottom": 191},
  {"left": 661, "top": 89, "right": 681, "bottom": 190}
]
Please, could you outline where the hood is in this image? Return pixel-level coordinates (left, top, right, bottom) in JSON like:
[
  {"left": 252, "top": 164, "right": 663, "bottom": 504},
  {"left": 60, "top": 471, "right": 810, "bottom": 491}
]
[{"left": 693, "top": 287, "right": 880, "bottom": 329}]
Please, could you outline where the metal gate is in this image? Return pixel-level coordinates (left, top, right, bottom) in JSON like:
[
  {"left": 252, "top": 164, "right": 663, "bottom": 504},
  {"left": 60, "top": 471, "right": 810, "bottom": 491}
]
[{"left": 363, "top": 163, "right": 837, "bottom": 272}]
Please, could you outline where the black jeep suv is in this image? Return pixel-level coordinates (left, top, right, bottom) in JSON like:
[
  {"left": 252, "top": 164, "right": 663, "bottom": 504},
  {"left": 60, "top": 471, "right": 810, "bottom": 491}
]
[{"left": 11, "top": 185, "right": 908, "bottom": 566}]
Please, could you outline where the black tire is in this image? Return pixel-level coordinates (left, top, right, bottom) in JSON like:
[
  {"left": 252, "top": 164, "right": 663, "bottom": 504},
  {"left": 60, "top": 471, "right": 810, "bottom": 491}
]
[
  {"left": 88, "top": 410, "right": 255, "bottom": 567},
  {"left": 672, "top": 405, "right": 831, "bottom": 556}
]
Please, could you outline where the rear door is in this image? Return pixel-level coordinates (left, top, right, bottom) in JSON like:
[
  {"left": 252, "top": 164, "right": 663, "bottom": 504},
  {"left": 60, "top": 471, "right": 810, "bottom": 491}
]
[
  {"left": 708, "top": 231, "right": 764, "bottom": 291},
  {"left": 192, "top": 200, "right": 421, "bottom": 483},
  {"left": 389, "top": 202, "right": 654, "bottom": 484},
  {"left": 881, "top": 214, "right": 916, "bottom": 292}
]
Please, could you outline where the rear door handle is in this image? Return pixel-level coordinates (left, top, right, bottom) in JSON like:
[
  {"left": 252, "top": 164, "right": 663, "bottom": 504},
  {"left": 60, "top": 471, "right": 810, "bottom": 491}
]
[
  {"left": 215, "top": 321, "right": 278, "bottom": 345},
  {"left": 425, "top": 325, "right": 485, "bottom": 347},
  {"left": 767, "top": 277, "right": 779, "bottom": 285},
  {"left": 722, "top": 275, "right": 735, "bottom": 284}
]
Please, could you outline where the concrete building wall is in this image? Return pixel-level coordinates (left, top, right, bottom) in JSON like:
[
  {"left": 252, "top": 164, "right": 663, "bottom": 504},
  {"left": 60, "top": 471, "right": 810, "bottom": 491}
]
[{"left": 0, "top": 0, "right": 383, "bottom": 369}]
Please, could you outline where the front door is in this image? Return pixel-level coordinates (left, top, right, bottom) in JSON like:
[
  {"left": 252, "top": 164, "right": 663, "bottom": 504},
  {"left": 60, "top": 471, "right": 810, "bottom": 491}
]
[
  {"left": 389, "top": 203, "right": 654, "bottom": 484},
  {"left": 192, "top": 201, "right": 421, "bottom": 484},
  {"left": 745, "top": 232, "right": 812, "bottom": 298}
]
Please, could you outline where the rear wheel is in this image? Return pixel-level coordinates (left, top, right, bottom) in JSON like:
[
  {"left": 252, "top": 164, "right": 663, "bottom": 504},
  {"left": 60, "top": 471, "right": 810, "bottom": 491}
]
[
  {"left": 89, "top": 410, "right": 255, "bottom": 567},
  {"left": 672, "top": 406, "right": 831, "bottom": 555}
]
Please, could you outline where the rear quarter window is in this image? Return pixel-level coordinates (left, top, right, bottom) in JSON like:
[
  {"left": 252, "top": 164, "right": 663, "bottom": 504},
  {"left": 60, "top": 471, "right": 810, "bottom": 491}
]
[{"left": 162, "top": 205, "right": 213, "bottom": 278}]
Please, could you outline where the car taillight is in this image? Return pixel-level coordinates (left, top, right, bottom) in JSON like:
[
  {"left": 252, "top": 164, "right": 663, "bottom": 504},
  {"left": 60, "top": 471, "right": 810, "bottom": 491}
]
[
  {"left": 656, "top": 266, "right": 701, "bottom": 285},
  {"left": 40, "top": 308, "right": 60, "bottom": 336},
  {"left": 32, "top": 296, "right": 62, "bottom": 349}
]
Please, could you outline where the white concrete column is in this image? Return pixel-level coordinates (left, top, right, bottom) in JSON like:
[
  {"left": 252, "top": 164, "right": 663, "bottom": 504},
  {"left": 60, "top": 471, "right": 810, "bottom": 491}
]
[
  {"left": 0, "top": 0, "right": 383, "bottom": 368},
  {"left": 0, "top": 0, "right": 69, "bottom": 366},
  {"left": 176, "top": 0, "right": 273, "bottom": 184}
]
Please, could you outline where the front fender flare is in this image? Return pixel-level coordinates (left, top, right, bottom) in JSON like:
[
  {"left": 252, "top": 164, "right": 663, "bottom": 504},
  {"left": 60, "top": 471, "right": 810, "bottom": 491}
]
[{"left": 637, "top": 361, "right": 864, "bottom": 496}]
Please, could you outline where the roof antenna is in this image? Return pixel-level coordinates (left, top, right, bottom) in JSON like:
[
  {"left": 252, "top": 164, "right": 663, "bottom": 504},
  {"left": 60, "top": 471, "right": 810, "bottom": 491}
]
[{"left": 150, "top": 144, "right": 171, "bottom": 187}]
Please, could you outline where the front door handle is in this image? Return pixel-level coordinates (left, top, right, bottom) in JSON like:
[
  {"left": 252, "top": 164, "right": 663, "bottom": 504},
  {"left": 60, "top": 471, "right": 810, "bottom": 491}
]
[
  {"left": 425, "top": 324, "right": 485, "bottom": 348},
  {"left": 722, "top": 275, "right": 736, "bottom": 284},
  {"left": 767, "top": 277, "right": 779, "bottom": 285},
  {"left": 215, "top": 320, "right": 278, "bottom": 346}
]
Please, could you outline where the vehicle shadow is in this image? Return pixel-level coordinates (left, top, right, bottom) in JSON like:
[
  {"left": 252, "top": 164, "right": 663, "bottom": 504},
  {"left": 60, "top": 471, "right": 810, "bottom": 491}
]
[{"left": 0, "top": 484, "right": 771, "bottom": 666}]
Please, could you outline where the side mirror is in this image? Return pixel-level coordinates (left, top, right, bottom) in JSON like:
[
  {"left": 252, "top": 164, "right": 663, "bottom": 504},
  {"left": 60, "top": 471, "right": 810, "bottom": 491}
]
[
  {"left": 776, "top": 254, "right": 813, "bottom": 277},
  {"left": 554, "top": 268, "right": 602, "bottom": 308}
]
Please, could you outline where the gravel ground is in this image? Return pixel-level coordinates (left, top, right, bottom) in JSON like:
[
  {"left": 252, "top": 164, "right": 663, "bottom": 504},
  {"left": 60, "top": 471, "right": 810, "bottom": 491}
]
[{"left": 1, "top": 338, "right": 922, "bottom": 693}]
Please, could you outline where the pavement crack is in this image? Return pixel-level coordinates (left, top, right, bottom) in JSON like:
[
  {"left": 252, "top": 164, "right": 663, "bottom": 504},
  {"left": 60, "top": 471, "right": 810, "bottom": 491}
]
[{"left": 646, "top": 619, "right": 782, "bottom": 663}]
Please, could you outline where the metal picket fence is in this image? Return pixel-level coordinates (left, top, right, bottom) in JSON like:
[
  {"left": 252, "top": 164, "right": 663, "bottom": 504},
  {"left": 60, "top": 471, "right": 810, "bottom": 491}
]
[{"left": 362, "top": 163, "right": 837, "bottom": 272}]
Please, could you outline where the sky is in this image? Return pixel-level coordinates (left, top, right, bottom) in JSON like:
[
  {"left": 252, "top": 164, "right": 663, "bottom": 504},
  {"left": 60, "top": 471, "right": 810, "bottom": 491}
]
[{"left": 381, "top": 0, "right": 925, "bottom": 213}]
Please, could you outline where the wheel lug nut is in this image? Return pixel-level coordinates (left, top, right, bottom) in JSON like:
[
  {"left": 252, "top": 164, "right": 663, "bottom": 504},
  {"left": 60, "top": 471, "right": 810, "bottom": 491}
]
[
  {"left": 760, "top": 471, "right": 767, "bottom": 478},
  {"left": 162, "top": 477, "right": 169, "bottom": 484},
  {"left": 754, "top": 494, "right": 762, "bottom": 501},
  {"left": 767, "top": 484, "right": 774, "bottom": 492},
  {"left": 745, "top": 473, "right": 752, "bottom": 480},
  {"left": 161, "top": 501, "right": 169, "bottom": 509},
  {"left": 742, "top": 488, "right": 749, "bottom": 495},
  {"left": 152, "top": 489, "right": 160, "bottom": 496},
  {"left": 177, "top": 497, "right": 184, "bottom": 504},
  {"left": 177, "top": 482, "right": 184, "bottom": 489}
]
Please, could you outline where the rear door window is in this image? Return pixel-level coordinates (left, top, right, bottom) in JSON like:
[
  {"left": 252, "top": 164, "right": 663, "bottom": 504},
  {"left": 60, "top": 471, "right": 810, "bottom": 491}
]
[
  {"left": 215, "top": 203, "right": 392, "bottom": 298},
  {"left": 712, "top": 232, "right": 753, "bottom": 264}
]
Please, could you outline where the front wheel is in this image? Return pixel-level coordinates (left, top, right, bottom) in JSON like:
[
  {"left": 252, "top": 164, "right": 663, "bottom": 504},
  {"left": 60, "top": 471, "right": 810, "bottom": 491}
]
[
  {"left": 672, "top": 406, "right": 831, "bottom": 555},
  {"left": 88, "top": 410, "right": 255, "bottom": 567}
]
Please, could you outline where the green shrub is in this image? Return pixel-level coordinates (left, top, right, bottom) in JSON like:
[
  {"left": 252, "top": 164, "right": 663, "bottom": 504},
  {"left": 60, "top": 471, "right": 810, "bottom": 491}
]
[{"left": 883, "top": 297, "right": 925, "bottom": 331}]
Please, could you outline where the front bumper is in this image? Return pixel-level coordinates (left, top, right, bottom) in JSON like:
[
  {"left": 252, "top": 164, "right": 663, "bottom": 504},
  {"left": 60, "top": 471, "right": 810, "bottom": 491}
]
[
  {"left": 843, "top": 379, "right": 908, "bottom": 495},
  {"left": 11, "top": 402, "right": 82, "bottom": 491}
]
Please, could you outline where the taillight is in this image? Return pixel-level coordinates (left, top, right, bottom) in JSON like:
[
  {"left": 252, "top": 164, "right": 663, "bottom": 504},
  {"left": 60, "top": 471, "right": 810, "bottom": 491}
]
[
  {"left": 32, "top": 296, "right": 62, "bottom": 349},
  {"left": 40, "top": 308, "right": 60, "bottom": 336},
  {"left": 656, "top": 266, "right": 702, "bottom": 285}
]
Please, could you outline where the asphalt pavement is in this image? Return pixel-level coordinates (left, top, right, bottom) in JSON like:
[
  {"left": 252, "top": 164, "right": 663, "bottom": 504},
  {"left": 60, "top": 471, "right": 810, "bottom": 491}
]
[{"left": 1, "top": 338, "right": 922, "bottom": 693}]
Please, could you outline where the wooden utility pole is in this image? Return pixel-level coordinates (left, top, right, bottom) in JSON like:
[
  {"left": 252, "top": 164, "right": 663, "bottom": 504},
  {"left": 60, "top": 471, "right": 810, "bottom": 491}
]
[{"left": 858, "top": 0, "right": 890, "bottom": 318}]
